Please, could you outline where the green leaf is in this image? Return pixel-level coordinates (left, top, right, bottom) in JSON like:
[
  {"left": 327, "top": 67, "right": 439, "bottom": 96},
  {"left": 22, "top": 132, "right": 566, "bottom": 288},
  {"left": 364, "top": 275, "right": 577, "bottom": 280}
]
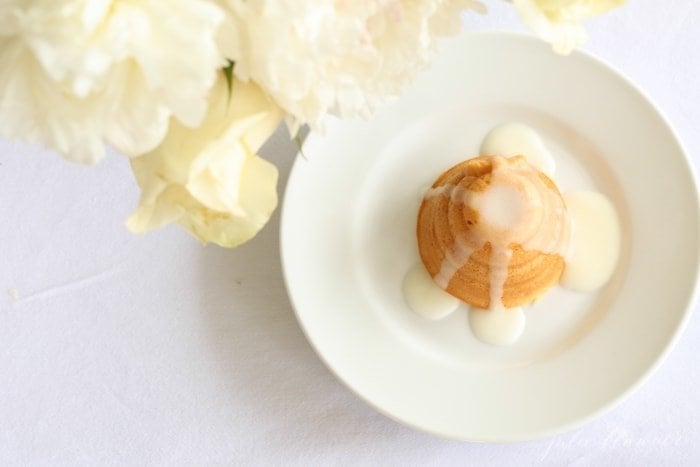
[
  {"left": 294, "top": 130, "right": 307, "bottom": 160},
  {"left": 223, "top": 60, "right": 235, "bottom": 103}
]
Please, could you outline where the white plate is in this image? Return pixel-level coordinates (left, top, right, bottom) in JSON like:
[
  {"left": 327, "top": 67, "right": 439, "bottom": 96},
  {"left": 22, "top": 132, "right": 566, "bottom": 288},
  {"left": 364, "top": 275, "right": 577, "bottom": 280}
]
[{"left": 280, "top": 32, "right": 700, "bottom": 442}]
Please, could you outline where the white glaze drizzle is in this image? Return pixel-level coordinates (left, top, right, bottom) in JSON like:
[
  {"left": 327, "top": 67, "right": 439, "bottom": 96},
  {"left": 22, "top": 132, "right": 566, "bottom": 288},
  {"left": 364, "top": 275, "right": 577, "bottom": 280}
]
[
  {"left": 434, "top": 239, "right": 475, "bottom": 290},
  {"left": 487, "top": 245, "right": 513, "bottom": 309}
]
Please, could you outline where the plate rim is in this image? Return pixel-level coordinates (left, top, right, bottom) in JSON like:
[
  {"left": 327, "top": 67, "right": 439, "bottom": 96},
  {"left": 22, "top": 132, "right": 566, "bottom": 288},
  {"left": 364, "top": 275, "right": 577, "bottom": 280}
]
[{"left": 279, "top": 30, "right": 700, "bottom": 442}]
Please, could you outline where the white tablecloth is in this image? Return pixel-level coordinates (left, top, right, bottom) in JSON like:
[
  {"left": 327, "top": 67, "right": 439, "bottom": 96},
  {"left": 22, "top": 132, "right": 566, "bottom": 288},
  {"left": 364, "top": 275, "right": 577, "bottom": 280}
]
[{"left": 1, "top": 2, "right": 698, "bottom": 465}]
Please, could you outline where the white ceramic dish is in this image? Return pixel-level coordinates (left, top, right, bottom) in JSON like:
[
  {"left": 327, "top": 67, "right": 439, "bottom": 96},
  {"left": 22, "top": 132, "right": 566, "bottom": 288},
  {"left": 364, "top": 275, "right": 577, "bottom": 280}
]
[{"left": 280, "top": 32, "right": 699, "bottom": 442}]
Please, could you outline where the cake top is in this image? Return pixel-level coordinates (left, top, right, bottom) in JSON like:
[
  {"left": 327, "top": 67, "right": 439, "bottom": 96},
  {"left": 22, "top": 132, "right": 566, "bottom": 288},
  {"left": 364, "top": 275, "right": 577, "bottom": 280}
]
[
  {"left": 423, "top": 155, "right": 570, "bottom": 262},
  {"left": 417, "top": 155, "right": 571, "bottom": 309}
]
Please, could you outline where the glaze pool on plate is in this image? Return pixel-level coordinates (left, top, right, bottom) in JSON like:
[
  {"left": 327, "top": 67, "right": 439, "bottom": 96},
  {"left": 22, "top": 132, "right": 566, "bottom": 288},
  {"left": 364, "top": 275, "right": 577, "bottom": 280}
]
[{"left": 280, "top": 32, "right": 700, "bottom": 441}]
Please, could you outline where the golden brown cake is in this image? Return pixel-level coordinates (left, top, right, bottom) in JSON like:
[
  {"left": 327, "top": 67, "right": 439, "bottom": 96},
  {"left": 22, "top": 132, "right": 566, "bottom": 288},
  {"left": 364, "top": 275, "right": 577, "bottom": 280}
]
[{"left": 417, "top": 155, "right": 570, "bottom": 309}]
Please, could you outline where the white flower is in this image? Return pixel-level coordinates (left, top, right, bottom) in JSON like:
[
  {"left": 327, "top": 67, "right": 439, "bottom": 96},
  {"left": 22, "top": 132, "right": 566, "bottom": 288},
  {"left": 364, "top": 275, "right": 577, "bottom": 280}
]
[
  {"left": 126, "top": 74, "right": 283, "bottom": 248},
  {"left": 0, "top": 0, "right": 225, "bottom": 163},
  {"left": 217, "top": 0, "right": 485, "bottom": 134},
  {"left": 512, "top": 0, "right": 626, "bottom": 54}
]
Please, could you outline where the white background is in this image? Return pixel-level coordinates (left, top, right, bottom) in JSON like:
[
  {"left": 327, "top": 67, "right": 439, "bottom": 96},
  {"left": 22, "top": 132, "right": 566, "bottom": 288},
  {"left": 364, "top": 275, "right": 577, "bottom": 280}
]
[{"left": 1, "top": 1, "right": 698, "bottom": 465}]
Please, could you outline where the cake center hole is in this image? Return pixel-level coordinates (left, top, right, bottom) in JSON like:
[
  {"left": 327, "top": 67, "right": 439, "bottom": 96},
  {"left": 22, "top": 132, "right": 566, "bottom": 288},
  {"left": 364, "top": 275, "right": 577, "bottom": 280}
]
[{"left": 472, "top": 183, "right": 525, "bottom": 230}]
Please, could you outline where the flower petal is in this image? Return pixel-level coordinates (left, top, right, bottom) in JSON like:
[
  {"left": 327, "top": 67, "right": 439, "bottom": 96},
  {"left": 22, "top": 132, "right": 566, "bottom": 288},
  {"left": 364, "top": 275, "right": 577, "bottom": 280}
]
[
  {"left": 127, "top": 74, "right": 283, "bottom": 248},
  {"left": 0, "top": 0, "right": 225, "bottom": 162},
  {"left": 513, "top": 0, "right": 626, "bottom": 54}
]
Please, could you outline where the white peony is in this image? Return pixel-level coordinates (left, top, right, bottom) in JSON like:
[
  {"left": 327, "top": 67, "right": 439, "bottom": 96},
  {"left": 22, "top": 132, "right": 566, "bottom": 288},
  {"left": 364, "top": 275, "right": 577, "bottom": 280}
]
[
  {"left": 217, "top": 0, "right": 485, "bottom": 134},
  {"left": 512, "top": 0, "right": 626, "bottom": 54},
  {"left": 0, "top": 0, "right": 225, "bottom": 163},
  {"left": 127, "top": 74, "right": 283, "bottom": 248}
]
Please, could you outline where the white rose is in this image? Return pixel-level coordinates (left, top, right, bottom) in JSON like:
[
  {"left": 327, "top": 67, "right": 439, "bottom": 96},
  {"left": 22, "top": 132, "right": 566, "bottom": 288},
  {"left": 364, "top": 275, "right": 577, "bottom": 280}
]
[
  {"left": 0, "top": 0, "right": 224, "bottom": 163},
  {"left": 217, "top": 0, "right": 485, "bottom": 134},
  {"left": 512, "top": 0, "right": 626, "bottom": 54},
  {"left": 126, "top": 74, "right": 283, "bottom": 248}
]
